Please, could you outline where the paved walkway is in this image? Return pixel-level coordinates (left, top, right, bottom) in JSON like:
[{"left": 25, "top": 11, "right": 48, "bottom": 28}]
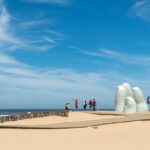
[
  {"left": 84, "top": 111, "right": 126, "bottom": 116},
  {"left": 0, "top": 112, "right": 150, "bottom": 129}
]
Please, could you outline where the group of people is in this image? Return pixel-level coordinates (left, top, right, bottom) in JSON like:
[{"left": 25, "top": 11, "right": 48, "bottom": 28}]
[
  {"left": 80, "top": 99, "right": 96, "bottom": 111},
  {"left": 65, "top": 99, "right": 97, "bottom": 112}
]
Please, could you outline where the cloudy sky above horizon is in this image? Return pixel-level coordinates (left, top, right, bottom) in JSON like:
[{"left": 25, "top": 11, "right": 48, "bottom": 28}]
[{"left": 0, "top": 0, "right": 150, "bottom": 109}]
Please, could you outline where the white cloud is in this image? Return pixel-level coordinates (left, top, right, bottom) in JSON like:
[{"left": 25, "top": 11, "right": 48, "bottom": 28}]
[
  {"left": 0, "top": 53, "right": 18, "bottom": 65},
  {"left": 0, "top": 53, "right": 150, "bottom": 108},
  {"left": 72, "top": 47, "right": 150, "bottom": 66},
  {"left": 100, "top": 49, "right": 120, "bottom": 57},
  {"left": 44, "top": 36, "right": 56, "bottom": 44},
  {"left": 48, "top": 29, "right": 65, "bottom": 37},
  {"left": 99, "top": 49, "right": 150, "bottom": 66},
  {"left": 19, "top": 19, "right": 54, "bottom": 29},
  {"left": 0, "top": 5, "right": 23, "bottom": 46},
  {"left": 0, "top": 1, "right": 66, "bottom": 52},
  {"left": 81, "top": 48, "right": 120, "bottom": 58},
  {"left": 129, "top": 0, "right": 150, "bottom": 21},
  {"left": 0, "top": 53, "right": 28, "bottom": 67},
  {"left": 0, "top": 53, "right": 120, "bottom": 108},
  {"left": 37, "top": 45, "right": 55, "bottom": 51}
]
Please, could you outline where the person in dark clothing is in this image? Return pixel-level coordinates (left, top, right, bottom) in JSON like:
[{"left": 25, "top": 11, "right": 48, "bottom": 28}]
[
  {"left": 83, "top": 101, "right": 87, "bottom": 110},
  {"left": 89, "top": 100, "right": 93, "bottom": 110},
  {"left": 147, "top": 96, "right": 150, "bottom": 104}
]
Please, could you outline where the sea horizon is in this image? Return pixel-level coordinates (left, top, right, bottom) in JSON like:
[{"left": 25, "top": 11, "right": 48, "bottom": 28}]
[{"left": 0, "top": 108, "right": 114, "bottom": 116}]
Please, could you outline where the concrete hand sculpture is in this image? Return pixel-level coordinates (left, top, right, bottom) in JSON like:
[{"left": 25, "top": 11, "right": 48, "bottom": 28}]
[{"left": 115, "top": 83, "right": 149, "bottom": 114}]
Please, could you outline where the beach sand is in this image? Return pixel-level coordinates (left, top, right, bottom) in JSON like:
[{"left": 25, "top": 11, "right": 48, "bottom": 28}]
[
  {"left": 2, "top": 111, "right": 121, "bottom": 126},
  {"left": 0, "top": 112, "right": 150, "bottom": 150}
]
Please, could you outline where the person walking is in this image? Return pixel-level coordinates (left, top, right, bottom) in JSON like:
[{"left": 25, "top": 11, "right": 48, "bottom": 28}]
[
  {"left": 83, "top": 101, "right": 87, "bottom": 110},
  {"left": 92, "top": 99, "right": 96, "bottom": 111},
  {"left": 89, "top": 100, "right": 93, "bottom": 110},
  {"left": 74, "top": 99, "right": 78, "bottom": 109}
]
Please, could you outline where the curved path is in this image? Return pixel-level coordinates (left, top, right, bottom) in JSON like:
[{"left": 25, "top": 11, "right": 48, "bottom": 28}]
[{"left": 0, "top": 112, "right": 150, "bottom": 129}]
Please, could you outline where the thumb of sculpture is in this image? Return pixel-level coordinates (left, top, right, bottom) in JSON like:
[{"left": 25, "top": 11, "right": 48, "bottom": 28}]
[
  {"left": 132, "top": 87, "right": 149, "bottom": 112},
  {"left": 124, "top": 97, "right": 136, "bottom": 114}
]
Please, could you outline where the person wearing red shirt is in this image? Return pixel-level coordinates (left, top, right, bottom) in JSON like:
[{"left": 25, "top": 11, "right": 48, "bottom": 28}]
[
  {"left": 74, "top": 99, "right": 78, "bottom": 109},
  {"left": 92, "top": 99, "right": 96, "bottom": 111}
]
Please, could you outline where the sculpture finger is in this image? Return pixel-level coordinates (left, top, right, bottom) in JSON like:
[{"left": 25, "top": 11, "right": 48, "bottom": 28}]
[
  {"left": 115, "top": 86, "right": 126, "bottom": 112},
  {"left": 122, "top": 83, "right": 134, "bottom": 98}
]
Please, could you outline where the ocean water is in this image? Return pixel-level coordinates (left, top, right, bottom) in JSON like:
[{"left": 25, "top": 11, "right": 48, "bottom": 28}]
[
  {"left": 0, "top": 109, "right": 114, "bottom": 116},
  {"left": 0, "top": 109, "right": 62, "bottom": 116}
]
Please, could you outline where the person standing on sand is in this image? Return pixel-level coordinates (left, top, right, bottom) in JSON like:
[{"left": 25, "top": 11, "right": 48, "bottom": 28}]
[
  {"left": 89, "top": 100, "right": 93, "bottom": 110},
  {"left": 65, "top": 103, "right": 70, "bottom": 112},
  {"left": 83, "top": 101, "right": 87, "bottom": 110},
  {"left": 92, "top": 99, "right": 96, "bottom": 111},
  {"left": 74, "top": 99, "right": 78, "bottom": 109}
]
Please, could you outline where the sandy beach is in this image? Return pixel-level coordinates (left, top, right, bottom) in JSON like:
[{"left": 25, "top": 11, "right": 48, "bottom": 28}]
[
  {"left": 0, "top": 111, "right": 150, "bottom": 150},
  {"left": 2, "top": 111, "right": 120, "bottom": 126}
]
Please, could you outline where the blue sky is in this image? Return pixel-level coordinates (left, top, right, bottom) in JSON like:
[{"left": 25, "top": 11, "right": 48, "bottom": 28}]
[{"left": 0, "top": 0, "right": 150, "bottom": 109}]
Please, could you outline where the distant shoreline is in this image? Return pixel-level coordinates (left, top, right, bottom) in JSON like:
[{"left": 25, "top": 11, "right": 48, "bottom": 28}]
[{"left": 0, "top": 108, "right": 114, "bottom": 116}]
